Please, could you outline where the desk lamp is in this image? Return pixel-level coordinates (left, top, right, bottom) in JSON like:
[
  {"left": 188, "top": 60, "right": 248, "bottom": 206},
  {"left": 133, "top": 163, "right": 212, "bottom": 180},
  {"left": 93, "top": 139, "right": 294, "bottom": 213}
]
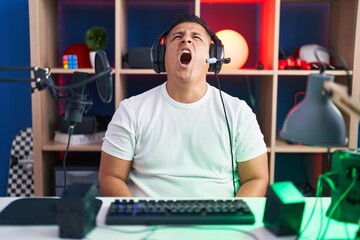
[
  {"left": 280, "top": 47, "right": 360, "bottom": 146},
  {"left": 280, "top": 73, "right": 348, "bottom": 146},
  {"left": 280, "top": 47, "right": 360, "bottom": 225}
]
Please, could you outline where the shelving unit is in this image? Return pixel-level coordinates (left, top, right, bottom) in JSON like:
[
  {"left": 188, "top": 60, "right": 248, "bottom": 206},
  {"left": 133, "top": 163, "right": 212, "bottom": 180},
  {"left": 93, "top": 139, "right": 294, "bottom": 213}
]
[{"left": 28, "top": 0, "right": 360, "bottom": 196}]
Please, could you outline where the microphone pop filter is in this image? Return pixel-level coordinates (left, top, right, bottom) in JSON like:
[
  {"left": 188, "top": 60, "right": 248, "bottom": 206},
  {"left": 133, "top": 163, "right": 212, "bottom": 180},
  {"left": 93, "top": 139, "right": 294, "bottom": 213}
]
[{"left": 95, "top": 50, "right": 113, "bottom": 103}]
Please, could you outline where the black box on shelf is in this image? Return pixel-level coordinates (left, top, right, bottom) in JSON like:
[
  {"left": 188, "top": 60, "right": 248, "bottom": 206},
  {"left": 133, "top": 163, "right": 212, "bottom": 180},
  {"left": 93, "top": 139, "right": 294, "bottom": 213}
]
[{"left": 54, "top": 165, "right": 99, "bottom": 197}]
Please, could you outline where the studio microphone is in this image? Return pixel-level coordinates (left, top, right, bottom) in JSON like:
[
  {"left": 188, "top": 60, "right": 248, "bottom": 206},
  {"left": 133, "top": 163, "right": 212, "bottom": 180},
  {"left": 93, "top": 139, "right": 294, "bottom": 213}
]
[
  {"left": 64, "top": 71, "right": 93, "bottom": 126},
  {"left": 206, "top": 57, "right": 231, "bottom": 64}
]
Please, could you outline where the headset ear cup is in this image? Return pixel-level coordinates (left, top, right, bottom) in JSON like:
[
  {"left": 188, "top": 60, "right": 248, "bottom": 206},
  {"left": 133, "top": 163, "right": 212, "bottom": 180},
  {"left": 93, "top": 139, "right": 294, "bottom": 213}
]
[
  {"left": 151, "top": 43, "right": 165, "bottom": 73},
  {"left": 151, "top": 44, "right": 166, "bottom": 73},
  {"left": 208, "top": 31, "right": 225, "bottom": 74},
  {"left": 208, "top": 44, "right": 216, "bottom": 73},
  {"left": 215, "top": 44, "right": 224, "bottom": 73},
  {"left": 158, "top": 45, "right": 166, "bottom": 73},
  {"left": 151, "top": 44, "right": 159, "bottom": 73},
  {"left": 151, "top": 31, "right": 167, "bottom": 73},
  {"left": 208, "top": 43, "right": 224, "bottom": 73}
]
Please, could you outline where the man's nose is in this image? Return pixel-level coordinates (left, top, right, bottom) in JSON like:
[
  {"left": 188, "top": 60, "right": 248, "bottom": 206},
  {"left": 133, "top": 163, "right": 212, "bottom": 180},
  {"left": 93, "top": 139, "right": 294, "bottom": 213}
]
[{"left": 182, "top": 37, "right": 192, "bottom": 44}]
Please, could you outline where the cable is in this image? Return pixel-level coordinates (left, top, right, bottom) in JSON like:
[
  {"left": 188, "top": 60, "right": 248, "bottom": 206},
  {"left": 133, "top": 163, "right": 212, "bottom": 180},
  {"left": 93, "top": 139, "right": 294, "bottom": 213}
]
[
  {"left": 293, "top": 91, "right": 306, "bottom": 106},
  {"left": 51, "top": 68, "right": 112, "bottom": 91},
  {"left": 215, "top": 72, "right": 236, "bottom": 197},
  {"left": 320, "top": 167, "right": 358, "bottom": 239},
  {"left": 245, "top": 76, "right": 256, "bottom": 109},
  {"left": 145, "top": 225, "right": 259, "bottom": 240},
  {"left": 295, "top": 197, "right": 320, "bottom": 240},
  {"left": 296, "top": 172, "right": 326, "bottom": 239},
  {"left": 315, "top": 173, "right": 326, "bottom": 240},
  {"left": 61, "top": 124, "right": 75, "bottom": 196},
  {"left": 96, "top": 225, "right": 155, "bottom": 234},
  {"left": 314, "top": 47, "right": 352, "bottom": 95},
  {"left": 191, "top": 226, "right": 260, "bottom": 240},
  {"left": 96, "top": 225, "right": 259, "bottom": 240}
]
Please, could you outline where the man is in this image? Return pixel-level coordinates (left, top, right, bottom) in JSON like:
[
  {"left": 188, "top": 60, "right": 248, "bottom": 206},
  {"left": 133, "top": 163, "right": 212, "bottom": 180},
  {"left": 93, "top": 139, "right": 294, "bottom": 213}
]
[{"left": 99, "top": 14, "right": 268, "bottom": 197}]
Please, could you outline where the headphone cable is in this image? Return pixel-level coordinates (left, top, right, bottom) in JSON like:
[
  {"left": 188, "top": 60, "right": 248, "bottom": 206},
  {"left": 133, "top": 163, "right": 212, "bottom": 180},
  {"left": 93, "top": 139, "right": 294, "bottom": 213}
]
[{"left": 215, "top": 73, "right": 236, "bottom": 197}]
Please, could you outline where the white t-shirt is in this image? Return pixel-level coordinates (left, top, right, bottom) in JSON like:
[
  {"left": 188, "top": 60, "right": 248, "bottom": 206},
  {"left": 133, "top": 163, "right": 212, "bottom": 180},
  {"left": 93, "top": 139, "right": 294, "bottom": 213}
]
[{"left": 102, "top": 82, "right": 267, "bottom": 197}]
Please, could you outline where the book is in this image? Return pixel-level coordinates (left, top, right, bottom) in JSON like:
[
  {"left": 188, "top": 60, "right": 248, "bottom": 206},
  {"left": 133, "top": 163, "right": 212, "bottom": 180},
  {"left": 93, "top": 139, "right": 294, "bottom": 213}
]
[{"left": 54, "top": 131, "right": 105, "bottom": 145}]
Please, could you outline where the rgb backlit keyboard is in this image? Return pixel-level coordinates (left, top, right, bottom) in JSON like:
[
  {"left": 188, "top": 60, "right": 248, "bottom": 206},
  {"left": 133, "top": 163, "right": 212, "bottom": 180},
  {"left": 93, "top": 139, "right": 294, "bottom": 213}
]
[{"left": 105, "top": 199, "right": 255, "bottom": 225}]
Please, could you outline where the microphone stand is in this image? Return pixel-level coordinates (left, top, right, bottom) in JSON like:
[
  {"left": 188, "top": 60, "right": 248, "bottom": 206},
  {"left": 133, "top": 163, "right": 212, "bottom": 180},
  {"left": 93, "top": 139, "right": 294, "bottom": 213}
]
[
  {"left": 2, "top": 50, "right": 113, "bottom": 197},
  {"left": 0, "top": 66, "right": 58, "bottom": 99}
]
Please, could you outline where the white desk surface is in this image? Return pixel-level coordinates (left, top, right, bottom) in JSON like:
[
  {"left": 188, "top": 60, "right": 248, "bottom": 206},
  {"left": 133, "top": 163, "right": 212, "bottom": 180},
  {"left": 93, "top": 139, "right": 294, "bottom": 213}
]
[{"left": 0, "top": 197, "right": 358, "bottom": 240}]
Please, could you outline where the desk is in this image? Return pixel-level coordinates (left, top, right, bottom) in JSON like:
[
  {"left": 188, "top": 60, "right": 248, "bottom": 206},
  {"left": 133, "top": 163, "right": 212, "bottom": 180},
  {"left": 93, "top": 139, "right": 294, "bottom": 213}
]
[{"left": 0, "top": 197, "right": 358, "bottom": 239}]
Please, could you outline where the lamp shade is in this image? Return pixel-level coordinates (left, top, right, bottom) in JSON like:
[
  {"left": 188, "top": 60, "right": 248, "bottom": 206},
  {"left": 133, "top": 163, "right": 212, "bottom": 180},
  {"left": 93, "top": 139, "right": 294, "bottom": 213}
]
[
  {"left": 280, "top": 74, "right": 347, "bottom": 147},
  {"left": 215, "top": 29, "right": 249, "bottom": 70}
]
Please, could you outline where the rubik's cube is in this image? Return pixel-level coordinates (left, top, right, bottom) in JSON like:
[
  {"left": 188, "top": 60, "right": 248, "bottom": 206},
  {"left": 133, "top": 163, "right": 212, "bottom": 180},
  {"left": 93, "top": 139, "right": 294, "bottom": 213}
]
[{"left": 63, "top": 55, "right": 78, "bottom": 69}]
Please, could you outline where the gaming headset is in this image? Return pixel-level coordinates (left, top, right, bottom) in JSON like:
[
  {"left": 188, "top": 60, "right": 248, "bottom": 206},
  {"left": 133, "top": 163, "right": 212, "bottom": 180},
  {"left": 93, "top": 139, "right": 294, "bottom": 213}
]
[{"left": 151, "top": 27, "right": 225, "bottom": 74}]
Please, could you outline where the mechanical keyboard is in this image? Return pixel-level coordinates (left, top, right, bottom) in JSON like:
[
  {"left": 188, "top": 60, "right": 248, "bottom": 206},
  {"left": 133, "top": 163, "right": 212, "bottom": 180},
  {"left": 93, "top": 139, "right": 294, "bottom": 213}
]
[{"left": 105, "top": 199, "right": 255, "bottom": 225}]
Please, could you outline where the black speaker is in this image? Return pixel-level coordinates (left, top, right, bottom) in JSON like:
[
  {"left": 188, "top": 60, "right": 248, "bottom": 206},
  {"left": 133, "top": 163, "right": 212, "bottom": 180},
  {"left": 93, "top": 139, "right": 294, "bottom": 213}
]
[
  {"left": 263, "top": 181, "right": 305, "bottom": 236},
  {"left": 326, "top": 149, "right": 360, "bottom": 223},
  {"left": 151, "top": 26, "right": 224, "bottom": 74},
  {"left": 125, "top": 47, "right": 153, "bottom": 69},
  {"left": 57, "top": 183, "right": 98, "bottom": 239}
]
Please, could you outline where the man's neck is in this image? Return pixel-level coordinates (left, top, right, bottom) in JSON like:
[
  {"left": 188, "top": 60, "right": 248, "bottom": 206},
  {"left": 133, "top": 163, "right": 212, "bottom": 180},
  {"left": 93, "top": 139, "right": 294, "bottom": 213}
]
[{"left": 165, "top": 80, "right": 207, "bottom": 103}]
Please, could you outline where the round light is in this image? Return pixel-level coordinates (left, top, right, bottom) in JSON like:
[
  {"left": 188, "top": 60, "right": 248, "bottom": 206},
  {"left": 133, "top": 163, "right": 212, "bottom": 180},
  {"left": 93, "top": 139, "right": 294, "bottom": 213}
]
[{"left": 215, "top": 29, "right": 249, "bottom": 70}]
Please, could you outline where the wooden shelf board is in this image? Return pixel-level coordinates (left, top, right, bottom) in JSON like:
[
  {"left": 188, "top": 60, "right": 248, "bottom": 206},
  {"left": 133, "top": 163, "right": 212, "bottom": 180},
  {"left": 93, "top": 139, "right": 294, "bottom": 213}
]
[
  {"left": 42, "top": 141, "right": 102, "bottom": 151},
  {"left": 274, "top": 139, "right": 347, "bottom": 153},
  {"left": 277, "top": 70, "right": 352, "bottom": 76}
]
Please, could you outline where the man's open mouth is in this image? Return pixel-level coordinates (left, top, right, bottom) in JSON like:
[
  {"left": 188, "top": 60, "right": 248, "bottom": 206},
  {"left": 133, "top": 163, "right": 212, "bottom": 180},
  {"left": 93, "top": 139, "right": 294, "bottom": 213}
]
[{"left": 180, "top": 50, "right": 192, "bottom": 65}]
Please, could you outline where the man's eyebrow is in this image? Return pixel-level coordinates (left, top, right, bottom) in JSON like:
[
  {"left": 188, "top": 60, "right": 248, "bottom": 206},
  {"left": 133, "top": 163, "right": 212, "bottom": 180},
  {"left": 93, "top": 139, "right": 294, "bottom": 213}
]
[
  {"left": 169, "top": 30, "right": 204, "bottom": 37},
  {"left": 170, "top": 31, "right": 185, "bottom": 37},
  {"left": 191, "top": 32, "right": 204, "bottom": 37}
]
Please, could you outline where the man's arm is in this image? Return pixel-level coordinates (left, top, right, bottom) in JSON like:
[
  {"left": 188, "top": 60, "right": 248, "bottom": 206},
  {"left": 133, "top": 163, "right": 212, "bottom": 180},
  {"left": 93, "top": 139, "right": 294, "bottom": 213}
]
[
  {"left": 236, "top": 152, "right": 269, "bottom": 197},
  {"left": 98, "top": 151, "right": 133, "bottom": 197}
]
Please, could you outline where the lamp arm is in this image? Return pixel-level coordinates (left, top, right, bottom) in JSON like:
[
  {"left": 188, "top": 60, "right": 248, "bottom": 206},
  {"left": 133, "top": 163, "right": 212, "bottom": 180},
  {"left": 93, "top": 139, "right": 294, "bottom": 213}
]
[{"left": 323, "top": 81, "right": 360, "bottom": 119}]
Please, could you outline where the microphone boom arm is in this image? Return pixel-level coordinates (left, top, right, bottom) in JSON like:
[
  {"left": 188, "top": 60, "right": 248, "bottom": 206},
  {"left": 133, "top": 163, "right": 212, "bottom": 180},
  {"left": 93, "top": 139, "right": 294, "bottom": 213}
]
[
  {"left": 1, "top": 50, "right": 113, "bottom": 104},
  {"left": 0, "top": 66, "right": 55, "bottom": 95}
]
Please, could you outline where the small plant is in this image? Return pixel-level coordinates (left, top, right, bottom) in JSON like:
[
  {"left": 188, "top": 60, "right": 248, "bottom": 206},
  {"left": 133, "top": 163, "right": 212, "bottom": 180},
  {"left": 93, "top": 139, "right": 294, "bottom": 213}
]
[{"left": 85, "top": 26, "right": 107, "bottom": 51}]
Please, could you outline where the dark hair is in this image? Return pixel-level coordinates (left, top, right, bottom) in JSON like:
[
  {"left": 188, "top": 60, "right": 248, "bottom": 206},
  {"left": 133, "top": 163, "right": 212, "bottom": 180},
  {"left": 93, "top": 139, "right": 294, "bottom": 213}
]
[{"left": 166, "top": 14, "right": 213, "bottom": 38}]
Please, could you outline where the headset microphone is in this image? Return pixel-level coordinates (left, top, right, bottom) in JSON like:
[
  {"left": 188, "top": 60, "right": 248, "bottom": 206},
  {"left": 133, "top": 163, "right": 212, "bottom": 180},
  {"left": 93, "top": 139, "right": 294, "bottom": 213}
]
[{"left": 206, "top": 57, "right": 231, "bottom": 64}]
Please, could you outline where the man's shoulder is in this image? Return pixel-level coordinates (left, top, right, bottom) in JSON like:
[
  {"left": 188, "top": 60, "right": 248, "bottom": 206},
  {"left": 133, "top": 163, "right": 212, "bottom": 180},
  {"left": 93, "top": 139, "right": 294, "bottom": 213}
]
[{"left": 208, "top": 84, "right": 245, "bottom": 105}]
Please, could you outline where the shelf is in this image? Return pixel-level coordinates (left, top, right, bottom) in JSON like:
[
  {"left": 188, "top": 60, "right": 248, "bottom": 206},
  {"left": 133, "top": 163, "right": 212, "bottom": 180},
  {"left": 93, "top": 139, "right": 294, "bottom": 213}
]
[
  {"left": 42, "top": 141, "right": 102, "bottom": 152},
  {"left": 274, "top": 139, "right": 347, "bottom": 153},
  {"left": 51, "top": 68, "right": 96, "bottom": 74},
  {"left": 213, "top": 69, "right": 274, "bottom": 76},
  {"left": 277, "top": 70, "right": 353, "bottom": 76},
  {"left": 51, "top": 68, "right": 351, "bottom": 76}
]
